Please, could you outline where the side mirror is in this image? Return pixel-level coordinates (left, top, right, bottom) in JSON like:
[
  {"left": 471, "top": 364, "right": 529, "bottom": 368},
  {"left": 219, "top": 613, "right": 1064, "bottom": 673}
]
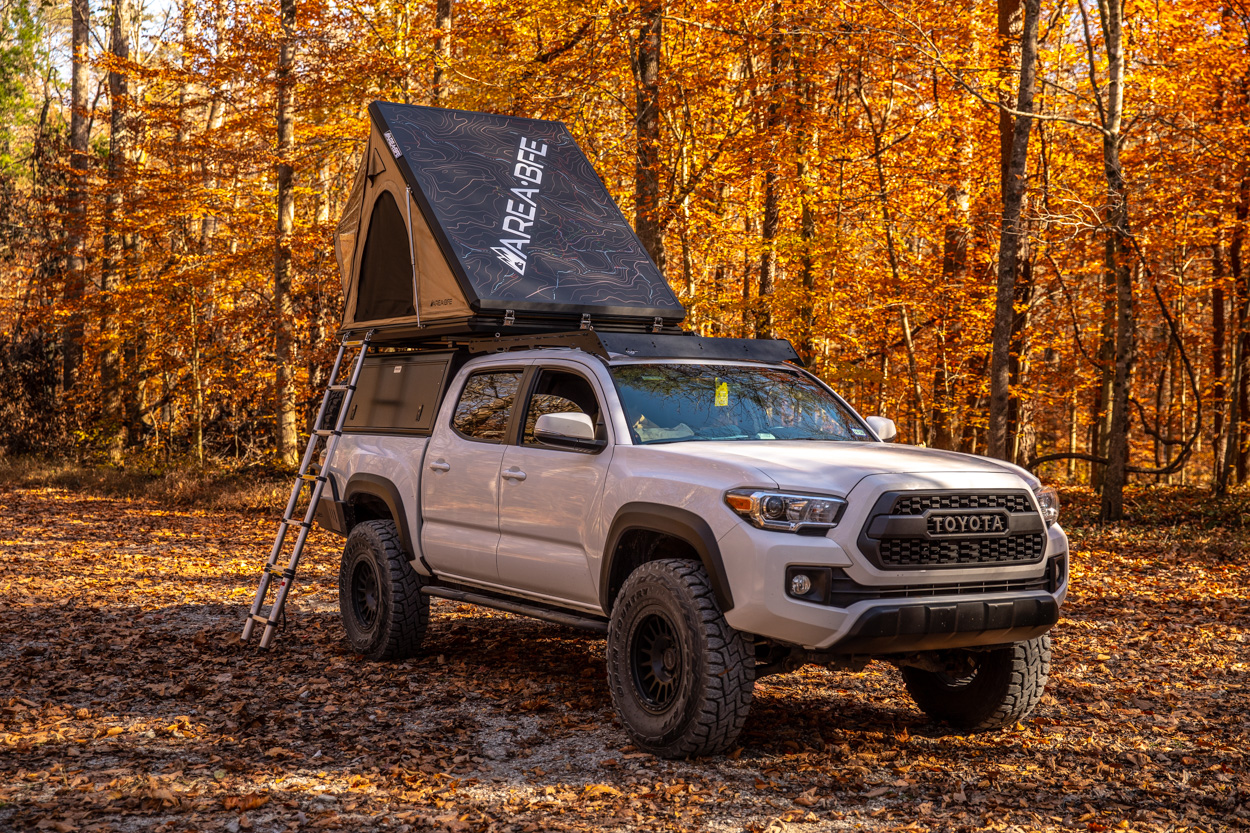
[
  {"left": 865, "top": 416, "right": 897, "bottom": 442},
  {"left": 534, "top": 412, "right": 605, "bottom": 450}
]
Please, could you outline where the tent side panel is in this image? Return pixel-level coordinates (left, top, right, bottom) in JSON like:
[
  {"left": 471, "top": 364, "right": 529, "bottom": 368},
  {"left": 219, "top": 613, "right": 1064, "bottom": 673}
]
[
  {"left": 334, "top": 141, "right": 369, "bottom": 297},
  {"left": 411, "top": 188, "right": 474, "bottom": 321}
]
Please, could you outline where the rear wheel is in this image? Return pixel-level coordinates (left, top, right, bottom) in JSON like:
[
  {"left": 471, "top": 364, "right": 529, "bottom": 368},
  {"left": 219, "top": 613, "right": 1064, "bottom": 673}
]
[
  {"left": 902, "top": 634, "right": 1051, "bottom": 730},
  {"left": 338, "top": 519, "right": 428, "bottom": 660},
  {"left": 606, "top": 559, "right": 754, "bottom": 758}
]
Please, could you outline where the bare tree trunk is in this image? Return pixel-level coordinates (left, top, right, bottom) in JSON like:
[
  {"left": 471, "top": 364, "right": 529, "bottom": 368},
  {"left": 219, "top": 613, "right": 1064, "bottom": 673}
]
[
  {"left": 1098, "top": 0, "right": 1134, "bottom": 523},
  {"left": 932, "top": 15, "right": 977, "bottom": 451},
  {"left": 633, "top": 0, "right": 664, "bottom": 274},
  {"left": 1009, "top": 250, "right": 1036, "bottom": 463},
  {"left": 712, "top": 263, "right": 725, "bottom": 336},
  {"left": 1213, "top": 241, "right": 1227, "bottom": 485},
  {"left": 1067, "top": 393, "right": 1078, "bottom": 482},
  {"left": 1092, "top": 261, "right": 1115, "bottom": 491},
  {"left": 274, "top": 0, "right": 299, "bottom": 467},
  {"left": 64, "top": 0, "right": 90, "bottom": 393},
  {"left": 100, "top": 0, "right": 133, "bottom": 461},
  {"left": 1228, "top": 175, "right": 1250, "bottom": 487},
  {"left": 756, "top": 1, "right": 783, "bottom": 340},
  {"left": 431, "top": 0, "right": 452, "bottom": 105},
  {"left": 121, "top": 5, "right": 143, "bottom": 449},
  {"left": 740, "top": 214, "right": 754, "bottom": 338},
  {"left": 794, "top": 57, "right": 818, "bottom": 364},
  {"left": 997, "top": 0, "right": 1021, "bottom": 195},
  {"left": 988, "top": 0, "right": 1040, "bottom": 461}
]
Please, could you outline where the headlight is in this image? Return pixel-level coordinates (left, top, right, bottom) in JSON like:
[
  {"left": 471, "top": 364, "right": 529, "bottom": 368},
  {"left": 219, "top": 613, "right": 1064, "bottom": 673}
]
[
  {"left": 724, "top": 489, "right": 846, "bottom": 533},
  {"left": 1033, "top": 484, "right": 1059, "bottom": 526}
]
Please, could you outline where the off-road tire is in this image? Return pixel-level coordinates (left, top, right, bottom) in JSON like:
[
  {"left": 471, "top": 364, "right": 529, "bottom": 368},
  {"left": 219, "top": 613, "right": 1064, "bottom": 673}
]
[
  {"left": 902, "top": 634, "right": 1051, "bottom": 731},
  {"left": 338, "top": 520, "right": 428, "bottom": 661},
  {"left": 606, "top": 558, "right": 754, "bottom": 758}
]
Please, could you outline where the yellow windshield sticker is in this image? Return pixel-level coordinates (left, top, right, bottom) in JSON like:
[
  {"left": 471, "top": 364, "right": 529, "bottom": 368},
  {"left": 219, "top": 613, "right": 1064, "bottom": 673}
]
[{"left": 715, "top": 381, "right": 729, "bottom": 407}]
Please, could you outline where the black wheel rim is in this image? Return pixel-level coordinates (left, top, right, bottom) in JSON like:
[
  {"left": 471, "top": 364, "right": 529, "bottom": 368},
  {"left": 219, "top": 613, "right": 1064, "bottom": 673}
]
[
  {"left": 630, "top": 611, "right": 682, "bottom": 713},
  {"left": 351, "top": 557, "right": 380, "bottom": 631}
]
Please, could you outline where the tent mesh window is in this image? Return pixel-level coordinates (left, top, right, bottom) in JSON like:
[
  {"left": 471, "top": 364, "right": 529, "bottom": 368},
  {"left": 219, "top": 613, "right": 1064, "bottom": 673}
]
[{"left": 355, "top": 190, "right": 416, "bottom": 321}]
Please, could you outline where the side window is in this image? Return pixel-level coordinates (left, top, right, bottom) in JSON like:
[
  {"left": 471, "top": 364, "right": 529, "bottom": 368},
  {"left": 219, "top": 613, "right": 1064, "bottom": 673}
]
[
  {"left": 522, "top": 369, "right": 603, "bottom": 446},
  {"left": 452, "top": 371, "right": 522, "bottom": 442}
]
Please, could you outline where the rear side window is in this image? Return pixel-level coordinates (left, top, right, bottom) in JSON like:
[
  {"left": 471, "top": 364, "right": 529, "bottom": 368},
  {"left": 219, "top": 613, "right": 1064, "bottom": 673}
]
[{"left": 452, "top": 371, "right": 522, "bottom": 442}]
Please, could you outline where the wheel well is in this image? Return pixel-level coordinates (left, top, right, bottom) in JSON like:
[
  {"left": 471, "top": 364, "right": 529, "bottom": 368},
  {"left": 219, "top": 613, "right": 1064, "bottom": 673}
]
[
  {"left": 606, "top": 529, "right": 699, "bottom": 611},
  {"left": 347, "top": 493, "right": 392, "bottom": 529}
]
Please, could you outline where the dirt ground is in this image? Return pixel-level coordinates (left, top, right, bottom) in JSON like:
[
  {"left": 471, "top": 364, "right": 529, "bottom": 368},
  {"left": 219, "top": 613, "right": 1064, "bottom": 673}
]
[{"left": 0, "top": 484, "right": 1246, "bottom": 832}]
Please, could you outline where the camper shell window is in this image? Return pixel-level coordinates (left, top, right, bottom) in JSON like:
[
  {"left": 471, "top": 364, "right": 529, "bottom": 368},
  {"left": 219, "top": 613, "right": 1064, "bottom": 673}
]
[{"left": 342, "top": 352, "right": 456, "bottom": 436}]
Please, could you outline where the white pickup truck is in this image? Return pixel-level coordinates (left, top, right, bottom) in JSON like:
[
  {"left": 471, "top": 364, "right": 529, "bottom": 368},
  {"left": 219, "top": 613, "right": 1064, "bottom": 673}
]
[{"left": 314, "top": 331, "right": 1068, "bottom": 758}]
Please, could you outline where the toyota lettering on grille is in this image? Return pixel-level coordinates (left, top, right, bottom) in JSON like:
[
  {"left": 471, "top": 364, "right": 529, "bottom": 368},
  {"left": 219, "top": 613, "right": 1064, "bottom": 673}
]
[{"left": 926, "top": 511, "right": 1009, "bottom": 536}]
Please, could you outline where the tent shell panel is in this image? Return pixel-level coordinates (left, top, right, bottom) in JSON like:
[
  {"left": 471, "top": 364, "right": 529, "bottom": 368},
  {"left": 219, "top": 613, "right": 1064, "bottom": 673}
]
[{"left": 334, "top": 102, "right": 686, "bottom": 341}]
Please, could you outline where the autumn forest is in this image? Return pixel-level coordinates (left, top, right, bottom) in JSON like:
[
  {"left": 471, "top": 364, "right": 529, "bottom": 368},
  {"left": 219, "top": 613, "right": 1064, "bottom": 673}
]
[{"left": 1, "top": 0, "right": 1249, "bottom": 521}]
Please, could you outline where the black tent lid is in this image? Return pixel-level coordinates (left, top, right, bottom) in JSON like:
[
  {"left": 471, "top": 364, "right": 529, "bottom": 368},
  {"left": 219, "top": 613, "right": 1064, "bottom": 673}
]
[{"left": 371, "top": 102, "right": 685, "bottom": 323}]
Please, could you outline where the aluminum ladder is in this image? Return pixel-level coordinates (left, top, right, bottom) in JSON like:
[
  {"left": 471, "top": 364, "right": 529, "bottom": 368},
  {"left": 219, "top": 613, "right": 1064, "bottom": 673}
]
[{"left": 241, "top": 329, "right": 373, "bottom": 648}]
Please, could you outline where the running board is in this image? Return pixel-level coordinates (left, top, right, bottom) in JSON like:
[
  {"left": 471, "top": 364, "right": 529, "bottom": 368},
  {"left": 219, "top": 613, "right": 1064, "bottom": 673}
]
[{"left": 420, "top": 586, "right": 608, "bottom": 634}]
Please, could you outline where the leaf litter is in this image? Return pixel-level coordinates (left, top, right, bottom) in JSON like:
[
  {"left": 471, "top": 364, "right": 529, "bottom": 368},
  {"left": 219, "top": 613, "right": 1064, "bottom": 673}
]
[{"left": 0, "top": 484, "right": 1246, "bottom": 832}]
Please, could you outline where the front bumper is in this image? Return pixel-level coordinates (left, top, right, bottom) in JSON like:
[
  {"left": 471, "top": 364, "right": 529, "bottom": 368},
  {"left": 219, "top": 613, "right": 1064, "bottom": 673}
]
[
  {"left": 832, "top": 595, "right": 1059, "bottom": 654},
  {"left": 717, "top": 509, "right": 1069, "bottom": 653}
]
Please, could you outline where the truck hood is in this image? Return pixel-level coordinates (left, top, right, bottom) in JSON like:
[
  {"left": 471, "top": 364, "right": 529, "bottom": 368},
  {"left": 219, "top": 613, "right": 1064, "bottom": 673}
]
[{"left": 649, "top": 441, "right": 1039, "bottom": 495}]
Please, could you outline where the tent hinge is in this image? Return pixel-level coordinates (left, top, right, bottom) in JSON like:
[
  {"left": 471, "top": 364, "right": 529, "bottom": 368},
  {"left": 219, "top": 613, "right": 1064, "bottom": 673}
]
[
  {"left": 503, "top": 309, "right": 515, "bottom": 326},
  {"left": 651, "top": 317, "right": 663, "bottom": 333},
  {"left": 580, "top": 313, "right": 593, "bottom": 331}
]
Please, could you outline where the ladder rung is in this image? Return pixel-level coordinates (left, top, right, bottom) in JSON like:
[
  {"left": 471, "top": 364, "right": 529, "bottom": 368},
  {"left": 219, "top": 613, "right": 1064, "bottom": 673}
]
[
  {"left": 264, "top": 565, "right": 297, "bottom": 578},
  {"left": 313, "top": 428, "right": 341, "bottom": 437},
  {"left": 250, "top": 614, "right": 274, "bottom": 626},
  {"left": 279, "top": 518, "right": 314, "bottom": 530},
  {"left": 298, "top": 474, "right": 327, "bottom": 483},
  {"left": 327, "top": 384, "right": 356, "bottom": 392}
]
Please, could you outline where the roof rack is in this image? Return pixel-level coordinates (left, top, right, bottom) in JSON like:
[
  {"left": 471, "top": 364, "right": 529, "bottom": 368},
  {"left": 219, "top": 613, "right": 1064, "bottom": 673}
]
[{"left": 342, "top": 329, "right": 802, "bottom": 366}]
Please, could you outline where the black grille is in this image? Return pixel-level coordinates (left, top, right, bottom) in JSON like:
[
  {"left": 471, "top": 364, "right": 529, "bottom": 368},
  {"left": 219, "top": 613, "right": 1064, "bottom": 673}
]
[
  {"left": 878, "top": 534, "right": 1045, "bottom": 567},
  {"left": 893, "top": 493, "right": 1032, "bottom": 514},
  {"left": 860, "top": 490, "right": 1046, "bottom": 570}
]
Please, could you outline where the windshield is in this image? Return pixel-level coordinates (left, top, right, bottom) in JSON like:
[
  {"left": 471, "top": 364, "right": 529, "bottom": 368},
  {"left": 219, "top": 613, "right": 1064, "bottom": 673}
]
[{"left": 609, "top": 363, "right": 873, "bottom": 444}]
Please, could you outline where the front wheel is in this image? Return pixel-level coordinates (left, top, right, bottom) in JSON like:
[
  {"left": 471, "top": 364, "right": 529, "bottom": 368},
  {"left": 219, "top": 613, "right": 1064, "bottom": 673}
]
[
  {"left": 606, "top": 559, "right": 755, "bottom": 758},
  {"left": 901, "top": 634, "right": 1052, "bottom": 731},
  {"left": 338, "top": 519, "right": 428, "bottom": 660}
]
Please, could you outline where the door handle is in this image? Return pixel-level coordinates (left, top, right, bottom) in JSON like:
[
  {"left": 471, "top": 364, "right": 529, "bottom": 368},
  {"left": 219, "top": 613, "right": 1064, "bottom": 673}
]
[
  {"left": 428, "top": 460, "right": 451, "bottom": 473},
  {"left": 500, "top": 468, "right": 527, "bottom": 482}
]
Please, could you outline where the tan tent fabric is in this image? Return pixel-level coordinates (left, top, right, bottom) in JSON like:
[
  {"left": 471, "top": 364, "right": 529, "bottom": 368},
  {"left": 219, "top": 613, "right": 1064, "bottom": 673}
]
[
  {"left": 334, "top": 156, "right": 367, "bottom": 298},
  {"left": 338, "top": 125, "right": 472, "bottom": 329}
]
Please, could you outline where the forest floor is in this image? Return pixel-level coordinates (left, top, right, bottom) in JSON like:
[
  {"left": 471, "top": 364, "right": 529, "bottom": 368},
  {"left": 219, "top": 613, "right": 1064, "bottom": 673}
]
[{"left": 0, "top": 474, "right": 1247, "bottom": 833}]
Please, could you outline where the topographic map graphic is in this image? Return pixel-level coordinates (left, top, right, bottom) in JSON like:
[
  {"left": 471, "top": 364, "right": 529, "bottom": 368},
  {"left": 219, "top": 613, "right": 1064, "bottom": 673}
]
[{"left": 374, "top": 102, "right": 684, "bottom": 318}]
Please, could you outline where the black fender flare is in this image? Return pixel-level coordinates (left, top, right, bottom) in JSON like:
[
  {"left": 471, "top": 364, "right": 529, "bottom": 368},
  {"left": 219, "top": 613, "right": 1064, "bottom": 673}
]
[
  {"left": 343, "top": 473, "right": 416, "bottom": 561},
  {"left": 600, "top": 503, "right": 734, "bottom": 614}
]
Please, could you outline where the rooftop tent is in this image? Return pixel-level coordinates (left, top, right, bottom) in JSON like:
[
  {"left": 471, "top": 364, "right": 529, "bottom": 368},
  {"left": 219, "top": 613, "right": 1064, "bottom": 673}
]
[{"left": 334, "top": 102, "right": 686, "bottom": 337}]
